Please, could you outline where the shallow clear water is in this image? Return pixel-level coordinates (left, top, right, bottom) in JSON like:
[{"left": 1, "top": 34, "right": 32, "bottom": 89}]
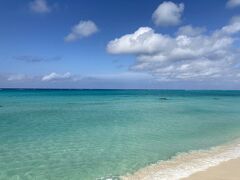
[{"left": 0, "top": 89, "right": 240, "bottom": 180}]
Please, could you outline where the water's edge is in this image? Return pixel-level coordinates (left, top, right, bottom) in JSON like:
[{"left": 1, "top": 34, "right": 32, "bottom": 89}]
[{"left": 120, "top": 139, "right": 240, "bottom": 180}]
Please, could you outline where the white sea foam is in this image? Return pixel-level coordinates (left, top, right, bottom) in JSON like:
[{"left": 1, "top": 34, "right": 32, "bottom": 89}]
[{"left": 122, "top": 140, "right": 240, "bottom": 180}]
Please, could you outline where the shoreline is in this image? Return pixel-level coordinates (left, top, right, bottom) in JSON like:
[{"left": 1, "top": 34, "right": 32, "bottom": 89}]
[{"left": 122, "top": 139, "right": 240, "bottom": 180}]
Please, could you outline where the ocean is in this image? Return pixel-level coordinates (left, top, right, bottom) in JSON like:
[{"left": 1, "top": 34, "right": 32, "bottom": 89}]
[{"left": 1, "top": 89, "right": 240, "bottom": 180}]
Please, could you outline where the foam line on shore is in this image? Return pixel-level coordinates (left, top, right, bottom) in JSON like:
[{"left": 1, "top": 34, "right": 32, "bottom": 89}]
[{"left": 122, "top": 140, "right": 240, "bottom": 180}]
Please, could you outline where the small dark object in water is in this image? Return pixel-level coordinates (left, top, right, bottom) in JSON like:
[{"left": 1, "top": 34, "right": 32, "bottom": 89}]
[
  {"left": 159, "top": 97, "right": 168, "bottom": 100},
  {"left": 213, "top": 98, "right": 220, "bottom": 100},
  {"left": 0, "top": 105, "right": 3, "bottom": 108}
]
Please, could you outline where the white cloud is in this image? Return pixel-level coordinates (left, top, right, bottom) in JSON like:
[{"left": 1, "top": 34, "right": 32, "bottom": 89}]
[
  {"left": 177, "top": 25, "right": 206, "bottom": 36},
  {"left": 152, "top": 1, "right": 184, "bottom": 26},
  {"left": 29, "top": 0, "right": 51, "bottom": 13},
  {"left": 107, "top": 17, "right": 240, "bottom": 81},
  {"left": 226, "top": 0, "right": 240, "bottom": 8},
  {"left": 64, "top": 20, "right": 98, "bottom": 42},
  {"left": 42, "top": 72, "right": 72, "bottom": 81},
  {"left": 218, "top": 16, "right": 240, "bottom": 35},
  {"left": 107, "top": 27, "right": 173, "bottom": 54}
]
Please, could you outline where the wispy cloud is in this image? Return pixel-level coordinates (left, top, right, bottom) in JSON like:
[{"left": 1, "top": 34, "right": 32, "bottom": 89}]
[
  {"left": 64, "top": 20, "right": 98, "bottom": 42},
  {"left": 87, "top": 72, "right": 152, "bottom": 81},
  {"left": 107, "top": 16, "right": 240, "bottom": 81},
  {"left": 152, "top": 1, "right": 184, "bottom": 26},
  {"left": 176, "top": 25, "right": 206, "bottom": 36},
  {"left": 226, "top": 0, "right": 240, "bottom": 8},
  {"left": 7, "top": 74, "right": 30, "bottom": 81},
  {"left": 29, "top": 0, "right": 51, "bottom": 13},
  {"left": 14, "top": 55, "right": 61, "bottom": 63},
  {"left": 3, "top": 72, "right": 150, "bottom": 84},
  {"left": 42, "top": 72, "right": 72, "bottom": 82}
]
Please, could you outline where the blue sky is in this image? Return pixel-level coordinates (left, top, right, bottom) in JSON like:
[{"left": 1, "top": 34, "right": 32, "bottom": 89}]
[{"left": 1, "top": 0, "right": 240, "bottom": 89}]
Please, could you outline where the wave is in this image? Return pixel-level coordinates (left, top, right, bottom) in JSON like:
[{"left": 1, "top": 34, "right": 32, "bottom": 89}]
[{"left": 122, "top": 139, "right": 240, "bottom": 180}]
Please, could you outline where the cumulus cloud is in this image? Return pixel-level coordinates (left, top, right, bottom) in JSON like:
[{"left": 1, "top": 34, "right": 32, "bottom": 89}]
[
  {"left": 64, "top": 20, "right": 98, "bottom": 42},
  {"left": 42, "top": 72, "right": 72, "bottom": 81},
  {"left": 226, "top": 0, "right": 240, "bottom": 8},
  {"left": 107, "top": 27, "right": 173, "bottom": 54},
  {"left": 107, "top": 17, "right": 240, "bottom": 81},
  {"left": 29, "top": 0, "right": 51, "bottom": 13},
  {"left": 152, "top": 1, "right": 184, "bottom": 26}
]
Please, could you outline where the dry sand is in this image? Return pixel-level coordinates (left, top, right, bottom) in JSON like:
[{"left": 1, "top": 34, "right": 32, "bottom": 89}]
[{"left": 184, "top": 158, "right": 240, "bottom": 180}]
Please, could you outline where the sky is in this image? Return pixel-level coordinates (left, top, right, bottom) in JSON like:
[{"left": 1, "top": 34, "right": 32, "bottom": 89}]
[{"left": 1, "top": 0, "right": 240, "bottom": 89}]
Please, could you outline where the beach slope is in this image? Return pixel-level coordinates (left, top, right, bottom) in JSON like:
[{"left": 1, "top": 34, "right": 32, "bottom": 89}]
[{"left": 184, "top": 158, "right": 240, "bottom": 180}]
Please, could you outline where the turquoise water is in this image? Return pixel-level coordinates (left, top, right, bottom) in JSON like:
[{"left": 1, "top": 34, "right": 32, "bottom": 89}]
[{"left": 1, "top": 89, "right": 240, "bottom": 180}]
